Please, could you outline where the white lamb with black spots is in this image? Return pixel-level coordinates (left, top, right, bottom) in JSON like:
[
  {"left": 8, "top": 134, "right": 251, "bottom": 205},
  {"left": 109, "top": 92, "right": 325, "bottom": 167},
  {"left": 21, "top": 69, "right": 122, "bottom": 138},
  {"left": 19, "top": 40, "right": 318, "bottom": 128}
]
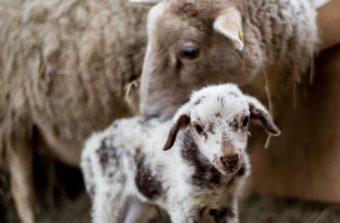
[{"left": 80, "top": 83, "right": 281, "bottom": 223}]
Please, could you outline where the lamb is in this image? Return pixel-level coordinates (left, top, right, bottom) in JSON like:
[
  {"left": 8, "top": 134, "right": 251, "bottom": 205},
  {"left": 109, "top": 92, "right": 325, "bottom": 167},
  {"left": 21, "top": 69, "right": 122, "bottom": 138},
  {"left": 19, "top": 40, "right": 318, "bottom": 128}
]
[
  {"left": 0, "top": 0, "right": 149, "bottom": 222},
  {"left": 81, "top": 83, "right": 281, "bottom": 223},
  {"left": 130, "top": 0, "right": 319, "bottom": 118}
]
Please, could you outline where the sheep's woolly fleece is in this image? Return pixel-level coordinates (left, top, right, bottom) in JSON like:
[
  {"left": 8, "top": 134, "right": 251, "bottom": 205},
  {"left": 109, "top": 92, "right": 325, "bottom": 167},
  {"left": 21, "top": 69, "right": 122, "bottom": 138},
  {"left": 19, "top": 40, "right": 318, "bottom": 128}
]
[
  {"left": 0, "top": 0, "right": 149, "bottom": 162},
  {"left": 246, "top": 0, "right": 319, "bottom": 79}
]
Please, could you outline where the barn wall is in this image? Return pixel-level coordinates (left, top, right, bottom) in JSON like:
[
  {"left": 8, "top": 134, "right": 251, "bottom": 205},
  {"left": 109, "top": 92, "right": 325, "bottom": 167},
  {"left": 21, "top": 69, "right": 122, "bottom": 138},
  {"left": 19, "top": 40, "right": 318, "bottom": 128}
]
[{"left": 248, "top": 43, "right": 340, "bottom": 202}]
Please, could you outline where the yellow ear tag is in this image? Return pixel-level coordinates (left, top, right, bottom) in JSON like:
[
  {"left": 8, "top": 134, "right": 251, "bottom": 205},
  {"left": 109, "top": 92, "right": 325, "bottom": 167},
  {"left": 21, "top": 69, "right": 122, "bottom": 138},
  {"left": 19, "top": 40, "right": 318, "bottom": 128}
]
[
  {"left": 238, "top": 24, "right": 244, "bottom": 45},
  {"left": 231, "top": 24, "right": 244, "bottom": 50}
]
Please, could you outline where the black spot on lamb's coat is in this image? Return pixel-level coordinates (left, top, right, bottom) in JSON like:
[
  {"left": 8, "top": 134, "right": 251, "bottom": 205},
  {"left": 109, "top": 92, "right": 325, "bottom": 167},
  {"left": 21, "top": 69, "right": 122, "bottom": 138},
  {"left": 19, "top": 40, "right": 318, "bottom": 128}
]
[
  {"left": 107, "top": 172, "right": 114, "bottom": 178},
  {"left": 89, "top": 185, "right": 96, "bottom": 198},
  {"left": 194, "top": 96, "right": 206, "bottom": 106},
  {"left": 95, "top": 137, "right": 120, "bottom": 171},
  {"left": 180, "top": 131, "right": 222, "bottom": 188},
  {"left": 217, "top": 96, "right": 225, "bottom": 106},
  {"left": 96, "top": 139, "right": 109, "bottom": 170},
  {"left": 96, "top": 141, "right": 108, "bottom": 167},
  {"left": 229, "top": 117, "right": 240, "bottom": 130},
  {"left": 228, "top": 92, "right": 238, "bottom": 97},
  {"left": 208, "top": 123, "right": 215, "bottom": 134},
  {"left": 194, "top": 98, "right": 202, "bottom": 105},
  {"left": 135, "top": 150, "right": 163, "bottom": 200}
]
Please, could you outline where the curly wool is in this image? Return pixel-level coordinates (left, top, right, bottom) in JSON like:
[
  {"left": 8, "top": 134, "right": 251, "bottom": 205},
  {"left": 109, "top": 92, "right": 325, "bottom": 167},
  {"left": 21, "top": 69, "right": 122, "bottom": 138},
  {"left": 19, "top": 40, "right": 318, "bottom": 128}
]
[{"left": 0, "top": 0, "right": 149, "bottom": 164}]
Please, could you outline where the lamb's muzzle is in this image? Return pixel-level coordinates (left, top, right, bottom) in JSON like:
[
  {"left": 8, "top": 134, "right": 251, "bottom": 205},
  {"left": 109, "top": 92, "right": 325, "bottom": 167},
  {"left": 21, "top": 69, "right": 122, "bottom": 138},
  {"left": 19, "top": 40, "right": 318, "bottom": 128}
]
[{"left": 81, "top": 83, "right": 281, "bottom": 223}]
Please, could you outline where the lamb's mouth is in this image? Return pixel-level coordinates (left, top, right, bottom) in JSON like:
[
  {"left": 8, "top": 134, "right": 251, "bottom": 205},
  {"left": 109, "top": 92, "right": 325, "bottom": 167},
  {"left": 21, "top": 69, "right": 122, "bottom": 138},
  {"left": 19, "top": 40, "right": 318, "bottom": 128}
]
[
  {"left": 212, "top": 156, "right": 243, "bottom": 176},
  {"left": 218, "top": 164, "right": 241, "bottom": 176}
]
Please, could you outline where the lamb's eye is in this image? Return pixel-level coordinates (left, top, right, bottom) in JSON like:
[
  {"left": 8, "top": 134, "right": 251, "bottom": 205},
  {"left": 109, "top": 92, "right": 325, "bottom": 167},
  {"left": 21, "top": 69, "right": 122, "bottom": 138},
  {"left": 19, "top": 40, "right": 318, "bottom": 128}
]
[
  {"left": 179, "top": 45, "right": 200, "bottom": 60},
  {"left": 194, "top": 124, "right": 204, "bottom": 134},
  {"left": 242, "top": 115, "right": 250, "bottom": 127}
]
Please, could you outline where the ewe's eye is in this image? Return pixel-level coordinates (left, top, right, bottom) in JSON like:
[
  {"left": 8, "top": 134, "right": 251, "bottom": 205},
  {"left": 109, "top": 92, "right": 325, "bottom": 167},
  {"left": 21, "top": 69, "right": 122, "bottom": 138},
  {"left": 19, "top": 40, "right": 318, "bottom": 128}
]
[
  {"left": 194, "top": 124, "right": 204, "bottom": 135},
  {"left": 242, "top": 115, "right": 250, "bottom": 127},
  {"left": 178, "top": 45, "right": 200, "bottom": 60}
]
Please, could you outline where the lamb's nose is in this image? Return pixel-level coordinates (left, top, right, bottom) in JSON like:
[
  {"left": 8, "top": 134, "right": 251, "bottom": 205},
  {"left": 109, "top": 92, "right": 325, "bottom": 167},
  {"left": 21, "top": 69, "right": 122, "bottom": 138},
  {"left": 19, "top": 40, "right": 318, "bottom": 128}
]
[{"left": 221, "top": 155, "right": 239, "bottom": 169}]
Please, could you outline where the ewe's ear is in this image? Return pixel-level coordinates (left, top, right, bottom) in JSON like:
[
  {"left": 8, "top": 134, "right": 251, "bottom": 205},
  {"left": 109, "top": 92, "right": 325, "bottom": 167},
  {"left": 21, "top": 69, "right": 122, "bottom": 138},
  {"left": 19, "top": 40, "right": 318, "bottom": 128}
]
[
  {"left": 163, "top": 103, "right": 192, "bottom": 151},
  {"left": 213, "top": 6, "right": 244, "bottom": 51},
  {"left": 129, "top": 0, "right": 161, "bottom": 4},
  {"left": 246, "top": 96, "right": 281, "bottom": 136}
]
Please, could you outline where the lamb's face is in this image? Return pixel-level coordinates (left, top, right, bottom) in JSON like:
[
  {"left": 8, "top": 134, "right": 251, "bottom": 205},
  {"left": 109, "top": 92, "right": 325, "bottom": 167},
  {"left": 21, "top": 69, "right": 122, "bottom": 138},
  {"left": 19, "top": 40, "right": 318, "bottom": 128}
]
[
  {"left": 163, "top": 84, "right": 281, "bottom": 176},
  {"left": 188, "top": 87, "right": 250, "bottom": 175}
]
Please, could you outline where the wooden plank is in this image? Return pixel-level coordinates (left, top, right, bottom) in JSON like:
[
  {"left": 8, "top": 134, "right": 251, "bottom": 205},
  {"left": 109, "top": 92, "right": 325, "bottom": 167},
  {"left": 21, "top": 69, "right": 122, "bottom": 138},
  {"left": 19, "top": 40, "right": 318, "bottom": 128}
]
[{"left": 249, "top": 45, "right": 340, "bottom": 202}]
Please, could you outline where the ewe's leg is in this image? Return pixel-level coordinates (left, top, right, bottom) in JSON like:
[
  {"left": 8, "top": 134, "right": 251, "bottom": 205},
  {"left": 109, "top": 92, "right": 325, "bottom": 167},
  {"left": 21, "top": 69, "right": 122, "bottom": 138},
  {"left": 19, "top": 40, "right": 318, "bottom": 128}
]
[{"left": 7, "top": 139, "right": 35, "bottom": 223}]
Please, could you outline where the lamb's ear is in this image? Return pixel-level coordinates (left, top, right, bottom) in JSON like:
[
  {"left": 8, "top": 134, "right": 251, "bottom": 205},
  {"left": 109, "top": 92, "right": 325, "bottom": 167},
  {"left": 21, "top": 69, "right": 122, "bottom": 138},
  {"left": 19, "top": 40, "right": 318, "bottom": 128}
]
[
  {"left": 163, "top": 104, "right": 191, "bottom": 151},
  {"left": 213, "top": 6, "right": 244, "bottom": 51},
  {"left": 246, "top": 96, "right": 281, "bottom": 136},
  {"left": 129, "top": 0, "right": 161, "bottom": 4}
]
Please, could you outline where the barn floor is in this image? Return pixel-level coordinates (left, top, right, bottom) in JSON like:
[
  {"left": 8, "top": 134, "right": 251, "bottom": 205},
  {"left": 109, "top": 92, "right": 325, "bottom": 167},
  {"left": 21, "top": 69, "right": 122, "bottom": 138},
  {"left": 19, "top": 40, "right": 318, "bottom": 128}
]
[
  {"left": 35, "top": 193, "right": 340, "bottom": 223},
  {"left": 1, "top": 160, "right": 340, "bottom": 223},
  {"left": 240, "top": 195, "right": 340, "bottom": 223},
  {"left": 2, "top": 160, "right": 340, "bottom": 223},
  {"left": 1, "top": 186, "right": 340, "bottom": 223}
]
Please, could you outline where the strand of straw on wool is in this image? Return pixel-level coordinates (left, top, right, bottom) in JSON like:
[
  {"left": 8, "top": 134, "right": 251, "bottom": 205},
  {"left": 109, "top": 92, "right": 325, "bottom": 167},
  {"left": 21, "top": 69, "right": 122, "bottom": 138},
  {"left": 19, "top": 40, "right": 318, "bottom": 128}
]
[{"left": 262, "top": 68, "right": 273, "bottom": 150}]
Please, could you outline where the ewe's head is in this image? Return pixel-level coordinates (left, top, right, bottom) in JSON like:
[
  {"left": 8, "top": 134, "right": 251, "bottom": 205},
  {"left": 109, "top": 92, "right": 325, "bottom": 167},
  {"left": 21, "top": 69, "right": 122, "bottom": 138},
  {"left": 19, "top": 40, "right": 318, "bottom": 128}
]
[
  {"left": 130, "top": 0, "right": 262, "bottom": 118},
  {"left": 163, "top": 84, "right": 280, "bottom": 175}
]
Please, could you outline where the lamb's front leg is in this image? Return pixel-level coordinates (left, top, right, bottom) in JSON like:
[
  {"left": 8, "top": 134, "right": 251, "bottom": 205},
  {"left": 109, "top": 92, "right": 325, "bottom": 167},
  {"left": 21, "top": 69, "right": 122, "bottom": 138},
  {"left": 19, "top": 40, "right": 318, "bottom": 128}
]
[
  {"left": 123, "top": 197, "right": 157, "bottom": 223},
  {"left": 212, "top": 156, "right": 250, "bottom": 223},
  {"left": 92, "top": 184, "right": 128, "bottom": 223},
  {"left": 227, "top": 199, "right": 239, "bottom": 223},
  {"left": 167, "top": 206, "right": 201, "bottom": 223},
  {"left": 169, "top": 214, "right": 196, "bottom": 223}
]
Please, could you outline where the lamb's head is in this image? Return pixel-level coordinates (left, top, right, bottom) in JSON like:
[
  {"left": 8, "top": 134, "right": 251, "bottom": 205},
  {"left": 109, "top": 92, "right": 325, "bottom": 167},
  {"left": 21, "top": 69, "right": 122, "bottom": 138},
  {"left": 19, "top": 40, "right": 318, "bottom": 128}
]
[
  {"left": 163, "top": 84, "right": 280, "bottom": 175},
  {"left": 130, "top": 0, "right": 263, "bottom": 118}
]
